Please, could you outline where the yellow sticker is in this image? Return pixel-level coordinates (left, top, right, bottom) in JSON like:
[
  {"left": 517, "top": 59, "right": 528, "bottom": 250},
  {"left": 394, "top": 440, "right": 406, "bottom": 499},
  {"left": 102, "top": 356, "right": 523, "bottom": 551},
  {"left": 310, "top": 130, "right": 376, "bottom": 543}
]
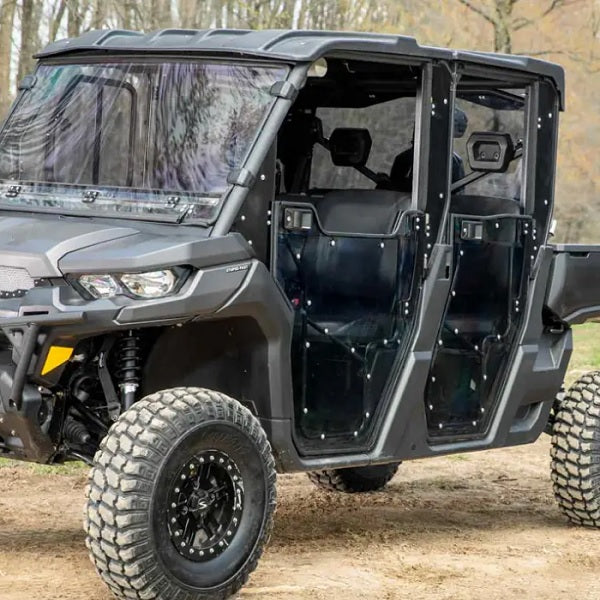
[{"left": 41, "top": 346, "right": 74, "bottom": 375}]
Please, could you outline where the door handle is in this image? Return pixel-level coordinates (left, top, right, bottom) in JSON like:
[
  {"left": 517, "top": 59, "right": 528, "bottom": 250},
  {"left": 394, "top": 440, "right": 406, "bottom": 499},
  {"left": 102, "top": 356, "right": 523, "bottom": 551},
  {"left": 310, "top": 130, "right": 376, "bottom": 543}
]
[{"left": 460, "top": 220, "right": 484, "bottom": 241}]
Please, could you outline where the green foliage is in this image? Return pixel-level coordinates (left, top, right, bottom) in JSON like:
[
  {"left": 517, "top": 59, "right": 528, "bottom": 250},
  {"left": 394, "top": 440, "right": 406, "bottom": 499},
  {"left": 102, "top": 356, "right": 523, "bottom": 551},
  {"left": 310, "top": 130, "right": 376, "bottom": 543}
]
[
  {"left": 567, "top": 323, "right": 600, "bottom": 386},
  {"left": 0, "top": 457, "right": 87, "bottom": 474}
]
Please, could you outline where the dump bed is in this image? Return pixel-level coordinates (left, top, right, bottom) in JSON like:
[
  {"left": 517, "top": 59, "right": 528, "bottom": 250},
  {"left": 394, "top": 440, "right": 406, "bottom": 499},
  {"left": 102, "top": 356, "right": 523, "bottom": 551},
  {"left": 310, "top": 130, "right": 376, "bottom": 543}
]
[{"left": 546, "top": 244, "right": 600, "bottom": 324}]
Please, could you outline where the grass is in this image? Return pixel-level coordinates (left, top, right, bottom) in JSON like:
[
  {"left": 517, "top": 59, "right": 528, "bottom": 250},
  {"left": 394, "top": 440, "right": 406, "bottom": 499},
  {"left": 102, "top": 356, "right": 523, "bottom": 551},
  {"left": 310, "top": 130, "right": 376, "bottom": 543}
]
[
  {"left": 566, "top": 323, "right": 600, "bottom": 386},
  {"left": 0, "top": 457, "right": 88, "bottom": 475},
  {"left": 1, "top": 324, "right": 599, "bottom": 474}
]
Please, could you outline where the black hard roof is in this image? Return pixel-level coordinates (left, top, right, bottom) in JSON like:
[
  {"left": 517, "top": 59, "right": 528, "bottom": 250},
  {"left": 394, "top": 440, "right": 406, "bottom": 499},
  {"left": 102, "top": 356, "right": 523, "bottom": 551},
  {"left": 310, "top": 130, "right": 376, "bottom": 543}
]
[{"left": 36, "top": 28, "right": 565, "bottom": 107}]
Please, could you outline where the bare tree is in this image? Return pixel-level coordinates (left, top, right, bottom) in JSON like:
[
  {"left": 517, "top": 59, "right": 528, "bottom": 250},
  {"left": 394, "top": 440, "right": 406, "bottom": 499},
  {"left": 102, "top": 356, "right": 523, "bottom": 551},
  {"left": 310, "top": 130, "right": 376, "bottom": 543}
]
[
  {"left": 0, "top": 0, "right": 17, "bottom": 116},
  {"left": 67, "top": 0, "right": 88, "bottom": 37},
  {"left": 18, "top": 0, "right": 41, "bottom": 81},
  {"left": 455, "top": 0, "right": 581, "bottom": 53}
]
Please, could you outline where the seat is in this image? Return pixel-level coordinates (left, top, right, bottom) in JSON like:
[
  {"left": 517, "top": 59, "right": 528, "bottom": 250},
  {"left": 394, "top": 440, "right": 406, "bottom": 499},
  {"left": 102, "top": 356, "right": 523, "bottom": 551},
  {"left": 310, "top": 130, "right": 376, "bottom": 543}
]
[
  {"left": 285, "top": 189, "right": 413, "bottom": 342},
  {"left": 277, "top": 124, "right": 415, "bottom": 342}
]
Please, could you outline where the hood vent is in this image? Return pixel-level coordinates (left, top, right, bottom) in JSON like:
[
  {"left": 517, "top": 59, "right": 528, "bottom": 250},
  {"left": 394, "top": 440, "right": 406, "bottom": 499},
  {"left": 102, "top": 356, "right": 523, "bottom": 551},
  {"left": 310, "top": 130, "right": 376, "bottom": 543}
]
[{"left": 0, "top": 266, "right": 35, "bottom": 298}]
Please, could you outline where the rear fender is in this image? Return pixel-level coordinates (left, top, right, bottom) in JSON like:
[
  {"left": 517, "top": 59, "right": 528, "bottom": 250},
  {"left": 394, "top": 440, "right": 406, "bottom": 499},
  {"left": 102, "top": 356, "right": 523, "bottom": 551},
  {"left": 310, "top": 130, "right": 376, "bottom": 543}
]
[{"left": 546, "top": 244, "right": 600, "bottom": 324}]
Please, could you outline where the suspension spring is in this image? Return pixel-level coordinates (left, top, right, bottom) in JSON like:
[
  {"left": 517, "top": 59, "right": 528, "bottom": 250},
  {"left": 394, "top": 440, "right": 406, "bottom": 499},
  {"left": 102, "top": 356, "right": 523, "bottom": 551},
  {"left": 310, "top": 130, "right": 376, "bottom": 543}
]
[{"left": 116, "top": 331, "right": 141, "bottom": 410}]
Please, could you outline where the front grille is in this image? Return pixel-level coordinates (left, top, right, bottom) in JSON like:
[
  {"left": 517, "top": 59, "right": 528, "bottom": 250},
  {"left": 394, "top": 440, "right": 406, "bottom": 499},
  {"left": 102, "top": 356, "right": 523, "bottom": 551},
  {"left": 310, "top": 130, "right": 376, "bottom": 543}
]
[{"left": 0, "top": 266, "right": 35, "bottom": 294}]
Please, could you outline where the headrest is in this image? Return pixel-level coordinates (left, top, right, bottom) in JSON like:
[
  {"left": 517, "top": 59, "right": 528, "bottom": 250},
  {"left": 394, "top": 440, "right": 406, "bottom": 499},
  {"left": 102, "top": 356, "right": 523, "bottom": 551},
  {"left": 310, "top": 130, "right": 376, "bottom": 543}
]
[
  {"left": 329, "top": 128, "right": 372, "bottom": 167},
  {"left": 454, "top": 107, "right": 468, "bottom": 139}
]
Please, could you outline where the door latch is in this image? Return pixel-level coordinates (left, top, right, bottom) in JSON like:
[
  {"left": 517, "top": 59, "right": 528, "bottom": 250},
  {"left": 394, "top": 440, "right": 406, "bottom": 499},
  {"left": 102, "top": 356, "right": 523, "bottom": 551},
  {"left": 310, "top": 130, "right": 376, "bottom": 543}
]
[
  {"left": 460, "top": 220, "right": 484, "bottom": 241},
  {"left": 283, "top": 208, "right": 313, "bottom": 231}
]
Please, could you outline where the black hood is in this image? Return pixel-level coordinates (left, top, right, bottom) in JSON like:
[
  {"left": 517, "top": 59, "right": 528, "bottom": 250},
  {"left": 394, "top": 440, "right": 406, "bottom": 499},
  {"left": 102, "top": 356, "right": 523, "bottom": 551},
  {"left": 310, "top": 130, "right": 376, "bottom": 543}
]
[
  {"left": 0, "top": 213, "right": 250, "bottom": 280},
  {"left": 0, "top": 215, "right": 138, "bottom": 277}
]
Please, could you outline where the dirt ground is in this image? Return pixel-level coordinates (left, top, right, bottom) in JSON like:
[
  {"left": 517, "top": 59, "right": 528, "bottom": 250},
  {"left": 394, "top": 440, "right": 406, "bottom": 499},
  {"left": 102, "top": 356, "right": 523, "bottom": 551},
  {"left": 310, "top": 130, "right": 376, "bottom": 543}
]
[{"left": 0, "top": 437, "right": 597, "bottom": 600}]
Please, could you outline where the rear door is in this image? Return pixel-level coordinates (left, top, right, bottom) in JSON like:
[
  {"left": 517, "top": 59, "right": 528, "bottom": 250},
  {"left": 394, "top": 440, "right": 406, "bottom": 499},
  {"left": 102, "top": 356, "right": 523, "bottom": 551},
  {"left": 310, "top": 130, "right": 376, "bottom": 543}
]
[{"left": 424, "top": 84, "right": 535, "bottom": 439}]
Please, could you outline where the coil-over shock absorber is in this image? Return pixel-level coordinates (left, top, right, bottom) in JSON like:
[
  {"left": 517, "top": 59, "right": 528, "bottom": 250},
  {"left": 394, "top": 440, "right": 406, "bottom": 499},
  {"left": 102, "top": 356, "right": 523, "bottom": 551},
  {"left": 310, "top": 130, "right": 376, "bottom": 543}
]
[{"left": 116, "top": 331, "right": 141, "bottom": 410}]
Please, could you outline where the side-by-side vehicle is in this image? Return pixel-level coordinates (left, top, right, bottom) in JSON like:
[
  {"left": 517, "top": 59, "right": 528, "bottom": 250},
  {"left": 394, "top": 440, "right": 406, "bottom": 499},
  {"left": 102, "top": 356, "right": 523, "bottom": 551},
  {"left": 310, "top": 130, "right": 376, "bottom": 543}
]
[{"left": 0, "top": 28, "right": 597, "bottom": 600}]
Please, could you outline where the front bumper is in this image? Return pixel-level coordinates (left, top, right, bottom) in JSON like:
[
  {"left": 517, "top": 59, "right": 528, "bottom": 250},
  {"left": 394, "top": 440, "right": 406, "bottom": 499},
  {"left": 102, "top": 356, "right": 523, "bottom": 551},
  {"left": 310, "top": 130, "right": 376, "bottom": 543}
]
[
  {"left": 0, "top": 320, "right": 68, "bottom": 462},
  {"left": 0, "top": 291, "right": 115, "bottom": 461}
]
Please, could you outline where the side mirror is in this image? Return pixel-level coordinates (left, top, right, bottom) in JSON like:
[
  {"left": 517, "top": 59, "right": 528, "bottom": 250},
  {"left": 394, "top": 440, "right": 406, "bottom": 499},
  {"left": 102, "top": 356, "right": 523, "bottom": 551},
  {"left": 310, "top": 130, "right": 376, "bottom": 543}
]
[
  {"left": 329, "top": 128, "right": 372, "bottom": 167},
  {"left": 466, "top": 132, "right": 514, "bottom": 173},
  {"left": 17, "top": 74, "right": 36, "bottom": 91}
]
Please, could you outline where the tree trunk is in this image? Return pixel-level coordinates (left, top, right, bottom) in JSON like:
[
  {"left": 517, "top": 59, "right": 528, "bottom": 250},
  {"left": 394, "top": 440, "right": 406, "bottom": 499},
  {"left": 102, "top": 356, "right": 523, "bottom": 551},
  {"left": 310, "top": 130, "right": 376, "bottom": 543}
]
[
  {"left": 493, "top": 0, "right": 515, "bottom": 53},
  {"left": 150, "top": 0, "right": 171, "bottom": 29},
  {"left": 67, "top": 0, "right": 86, "bottom": 38},
  {"left": 18, "top": 0, "right": 37, "bottom": 82},
  {"left": 0, "top": 0, "right": 17, "bottom": 118},
  {"left": 49, "top": 0, "right": 67, "bottom": 42},
  {"left": 92, "top": 0, "right": 106, "bottom": 29}
]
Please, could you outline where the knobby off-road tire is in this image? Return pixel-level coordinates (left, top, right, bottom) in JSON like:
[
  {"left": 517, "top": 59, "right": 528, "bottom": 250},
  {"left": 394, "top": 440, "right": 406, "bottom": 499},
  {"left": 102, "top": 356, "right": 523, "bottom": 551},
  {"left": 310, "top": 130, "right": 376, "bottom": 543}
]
[
  {"left": 84, "top": 387, "right": 277, "bottom": 600},
  {"left": 307, "top": 462, "right": 400, "bottom": 493},
  {"left": 551, "top": 372, "right": 600, "bottom": 528}
]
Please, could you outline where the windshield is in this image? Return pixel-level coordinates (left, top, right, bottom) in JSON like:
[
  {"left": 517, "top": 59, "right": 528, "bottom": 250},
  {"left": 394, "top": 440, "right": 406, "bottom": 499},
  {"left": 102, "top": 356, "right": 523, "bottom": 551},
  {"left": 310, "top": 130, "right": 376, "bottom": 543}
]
[{"left": 0, "top": 60, "right": 287, "bottom": 222}]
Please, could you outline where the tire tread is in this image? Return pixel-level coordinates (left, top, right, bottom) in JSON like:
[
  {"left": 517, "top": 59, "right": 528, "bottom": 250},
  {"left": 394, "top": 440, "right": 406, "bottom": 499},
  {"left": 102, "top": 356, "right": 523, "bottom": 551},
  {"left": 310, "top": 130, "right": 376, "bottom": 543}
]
[
  {"left": 307, "top": 462, "right": 400, "bottom": 493},
  {"left": 551, "top": 371, "right": 600, "bottom": 528},
  {"left": 84, "top": 387, "right": 276, "bottom": 600}
]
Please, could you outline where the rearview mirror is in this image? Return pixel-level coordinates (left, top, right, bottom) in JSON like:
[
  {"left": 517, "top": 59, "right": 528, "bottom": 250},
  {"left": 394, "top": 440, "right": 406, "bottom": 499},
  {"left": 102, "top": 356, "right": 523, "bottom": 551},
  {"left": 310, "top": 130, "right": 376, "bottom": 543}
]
[{"left": 466, "top": 132, "right": 514, "bottom": 173}]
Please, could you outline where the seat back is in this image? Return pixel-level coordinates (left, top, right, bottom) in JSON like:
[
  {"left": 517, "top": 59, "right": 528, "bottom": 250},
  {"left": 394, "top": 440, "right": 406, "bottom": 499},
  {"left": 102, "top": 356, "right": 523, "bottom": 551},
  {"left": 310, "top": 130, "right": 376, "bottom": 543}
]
[
  {"left": 312, "top": 190, "right": 411, "bottom": 234},
  {"left": 277, "top": 190, "right": 414, "bottom": 339}
]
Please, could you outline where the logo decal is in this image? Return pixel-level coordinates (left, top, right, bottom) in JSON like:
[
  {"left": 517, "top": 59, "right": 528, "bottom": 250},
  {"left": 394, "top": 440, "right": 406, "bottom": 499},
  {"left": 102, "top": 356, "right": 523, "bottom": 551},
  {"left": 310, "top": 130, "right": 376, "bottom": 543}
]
[{"left": 225, "top": 264, "right": 250, "bottom": 273}]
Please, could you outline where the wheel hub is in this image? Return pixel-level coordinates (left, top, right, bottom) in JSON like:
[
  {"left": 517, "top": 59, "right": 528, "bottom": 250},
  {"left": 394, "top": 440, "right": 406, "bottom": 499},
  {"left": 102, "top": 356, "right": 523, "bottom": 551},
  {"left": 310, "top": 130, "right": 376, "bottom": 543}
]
[{"left": 167, "top": 450, "right": 244, "bottom": 562}]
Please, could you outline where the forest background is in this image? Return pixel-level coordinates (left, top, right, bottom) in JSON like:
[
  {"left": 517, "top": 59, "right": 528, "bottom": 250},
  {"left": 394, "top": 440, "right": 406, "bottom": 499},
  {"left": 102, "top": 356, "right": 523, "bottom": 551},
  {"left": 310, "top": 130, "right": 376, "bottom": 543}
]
[{"left": 0, "top": 0, "right": 597, "bottom": 241}]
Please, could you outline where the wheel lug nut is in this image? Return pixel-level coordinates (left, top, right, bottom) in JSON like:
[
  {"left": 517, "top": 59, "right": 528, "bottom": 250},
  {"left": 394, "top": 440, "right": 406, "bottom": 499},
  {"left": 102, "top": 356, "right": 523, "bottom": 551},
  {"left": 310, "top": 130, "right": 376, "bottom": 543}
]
[
  {"left": 171, "top": 503, "right": 176, "bottom": 508},
  {"left": 210, "top": 455, "right": 215, "bottom": 461},
  {"left": 175, "top": 531, "right": 180, "bottom": 537},
  {"left": 171, "top": 518, "right": 176, "bottom": 524},
  {"left": 181, "top": 474, "right": 186, "bottom": 480},
  {"left": 174, "top": 487, "right": 180, "bottom": 493}
]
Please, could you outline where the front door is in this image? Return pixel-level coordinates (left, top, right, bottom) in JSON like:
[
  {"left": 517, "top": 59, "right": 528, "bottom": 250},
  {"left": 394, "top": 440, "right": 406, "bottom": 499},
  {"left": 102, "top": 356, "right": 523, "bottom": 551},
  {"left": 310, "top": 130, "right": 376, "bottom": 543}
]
[{"left": 270, "top": 57, "right": 425, "bottom": 452}]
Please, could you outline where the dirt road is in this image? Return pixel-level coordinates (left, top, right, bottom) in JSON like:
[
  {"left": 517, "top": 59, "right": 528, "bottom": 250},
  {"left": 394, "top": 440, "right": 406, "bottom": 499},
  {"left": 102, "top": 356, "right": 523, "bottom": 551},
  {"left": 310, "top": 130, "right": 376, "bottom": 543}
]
[{"left": 0, "top": 437, "right": 595, "bottom": 600}]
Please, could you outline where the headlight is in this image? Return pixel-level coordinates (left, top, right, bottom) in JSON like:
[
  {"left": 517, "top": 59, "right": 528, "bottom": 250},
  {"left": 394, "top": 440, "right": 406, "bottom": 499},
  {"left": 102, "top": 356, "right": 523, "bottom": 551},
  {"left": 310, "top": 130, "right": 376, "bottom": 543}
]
[
  {"left": 78, "top": 274, "right": 122, "bottom": 299},
  {"left": 76, "top": 269, "right": 180, "bottom": 300},
  {"left": 120, "top": 270, "right": 177, "bottom": 298}
]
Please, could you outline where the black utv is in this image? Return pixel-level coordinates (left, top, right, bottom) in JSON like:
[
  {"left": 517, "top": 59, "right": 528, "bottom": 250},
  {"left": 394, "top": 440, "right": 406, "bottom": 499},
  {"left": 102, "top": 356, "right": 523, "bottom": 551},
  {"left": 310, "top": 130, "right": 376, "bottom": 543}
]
[{"left": 0, "top": 27, "right": 597, "bottom": 600}]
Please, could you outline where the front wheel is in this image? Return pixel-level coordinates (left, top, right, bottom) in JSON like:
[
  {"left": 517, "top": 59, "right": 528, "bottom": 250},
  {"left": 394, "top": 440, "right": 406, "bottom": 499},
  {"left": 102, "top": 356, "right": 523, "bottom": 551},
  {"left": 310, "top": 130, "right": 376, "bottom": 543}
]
[{"left": 84, "top": 387, "right": 277, "bottom": 600}]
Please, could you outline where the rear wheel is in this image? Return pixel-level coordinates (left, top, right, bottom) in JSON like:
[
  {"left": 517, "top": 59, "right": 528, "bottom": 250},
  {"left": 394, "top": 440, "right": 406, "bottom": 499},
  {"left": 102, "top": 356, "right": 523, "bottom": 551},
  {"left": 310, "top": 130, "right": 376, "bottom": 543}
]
[
  {"left": 307, "top": 462, "right": 400, "bottom": 493},
  {"left": 551, "top": 372, "right": 600, "bottom": 528},
  {"left": 84, "top": 387, "right": 276, "bottom": 600}
]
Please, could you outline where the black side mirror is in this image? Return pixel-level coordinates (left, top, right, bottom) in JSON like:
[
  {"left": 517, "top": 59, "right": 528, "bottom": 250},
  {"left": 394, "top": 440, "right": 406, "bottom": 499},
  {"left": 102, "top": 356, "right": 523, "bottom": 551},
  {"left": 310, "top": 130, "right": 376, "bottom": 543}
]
[
  {"left": 17, "top": 74, "right": 37, "bottom": 91},
  {"left": 466, "top": 132, "right": 515, "bottom": 173},
  {"left": 329, "top": 128, "right": 372, "bottom": 167}
]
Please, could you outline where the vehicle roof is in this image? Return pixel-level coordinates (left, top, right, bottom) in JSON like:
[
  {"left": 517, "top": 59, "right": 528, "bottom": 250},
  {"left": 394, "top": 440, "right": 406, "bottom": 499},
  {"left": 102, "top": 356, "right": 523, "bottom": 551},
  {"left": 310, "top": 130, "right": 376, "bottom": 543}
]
[{"left": 36, "top": 28, "right": 565, "bottom": 107}]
